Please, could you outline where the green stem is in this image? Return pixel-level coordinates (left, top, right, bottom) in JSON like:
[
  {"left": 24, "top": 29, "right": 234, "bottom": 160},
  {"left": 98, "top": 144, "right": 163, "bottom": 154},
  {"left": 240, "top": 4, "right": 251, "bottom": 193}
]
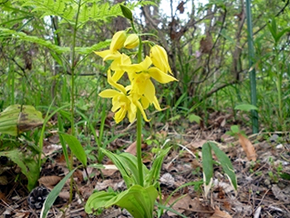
[
  {"left": 70, "top": 0, "right": 82, "bottom": 136},
  {"left": 246, "top": 0, "right": 258, "bottom": 133},
  {"left": 68, "top": 0, "right": 81, "bottom": 203},
  {"left": 131, "top": 20, "right": 144, "bottom": 186},
  {"left": 136, "top": 108, "right": 144, "bottom": 186}
]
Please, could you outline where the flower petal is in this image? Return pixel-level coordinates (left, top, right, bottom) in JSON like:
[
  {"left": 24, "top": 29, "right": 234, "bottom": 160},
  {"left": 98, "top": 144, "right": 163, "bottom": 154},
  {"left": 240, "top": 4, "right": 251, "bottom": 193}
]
[
  {"left": 99, "top": 89, "right": 120, "bottom": 98},
  {"left": 143, "top": 79, "right": 155, "bottom": 103},
  {"left": 148, "top": 67, "right": 177, "bottom": 83},
  {"left": 128, "top": 100, "right": 137, "bottom": 123},
  {"left": 94, "top": 50, "right": 111, "bottom": 59},
  {"left": 110, "top": 31, "right": 127, "bottom": 51},
  {"left": 115, "top": 108, "right": 126, "bottom": 123},
  {"left": 121, "top": 56, "right": 152, "bottom": 74},
  {"left": 124, "top": 34, "right": 139, "bottom": 49},
  {"left": 141, "top": 96, "right": 150, "bottom": 109},
  {"left": 103, "top": 51, "right": 121, "bottom": 61},
  {"left": 153, "top": 96, "right": 162, "bottom": 111},
  {"left": 107, "top": 70, "right": 127, "bottom": 94},
  {"left": 150, "top": 45, "right": 172, "bottom": 74},
  {"left": 135, "top": 100, "right": 149, "bottom": 122}
]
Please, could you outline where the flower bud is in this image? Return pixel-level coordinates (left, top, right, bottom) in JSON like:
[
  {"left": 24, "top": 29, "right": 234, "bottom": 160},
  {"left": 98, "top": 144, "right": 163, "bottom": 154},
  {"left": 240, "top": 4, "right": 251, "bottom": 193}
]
[
  {"left": 150, "top": 45, "right": 172, "bottom": 74},
  {"left": 120, "top": 4, "right": 133, "bottom": 21},
  {"left": 110, "top": 31, "right": 127, "bottom": 51},
  {"left": 124, "top": 34, "right": 139, "bottom": 49}
]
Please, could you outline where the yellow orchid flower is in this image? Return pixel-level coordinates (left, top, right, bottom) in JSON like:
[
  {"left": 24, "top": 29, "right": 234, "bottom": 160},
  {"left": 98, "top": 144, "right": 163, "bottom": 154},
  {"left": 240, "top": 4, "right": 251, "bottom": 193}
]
[
  {"left": 140, "top": 95, "right": 161, "bottom": 111},
  {"left": 110, "top": 53, "right": 131, "bottom": 82},
  {"left": 150, "top": 45, "right": 172, "bottom": 75},
  {"left": 124, "top": 34, "right": 139, "bottom": 49},
  {"left": 94, "top": 31, "right": 127, "bottom": 61},
  {"left": 110, "top": 30, "right": 127, "bottom": 51},
  {"left": 99, "top": 70, "right": 149, "bottom": 123},
  {"left": 122, "top": 56, "right": 176, "bottom": 83},
  {"left": 121, "top": 56, "right": 177, "bottom": 104},
  {"left": 99, "top": 89, "right": 136, "bottom": 123}
]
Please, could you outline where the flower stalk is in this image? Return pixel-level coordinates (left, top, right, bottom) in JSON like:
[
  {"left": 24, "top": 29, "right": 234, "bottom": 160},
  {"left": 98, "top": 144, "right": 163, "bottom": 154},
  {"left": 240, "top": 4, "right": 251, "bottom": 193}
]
[{"left": 136, "top": 109, "right": 143, "bottom": 186}]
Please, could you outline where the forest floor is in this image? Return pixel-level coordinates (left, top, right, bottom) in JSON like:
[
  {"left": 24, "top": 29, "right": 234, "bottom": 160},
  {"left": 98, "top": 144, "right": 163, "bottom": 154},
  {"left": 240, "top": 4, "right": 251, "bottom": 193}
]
[{"left": 1, "top": 110, "right": 290, "bottom": 218}]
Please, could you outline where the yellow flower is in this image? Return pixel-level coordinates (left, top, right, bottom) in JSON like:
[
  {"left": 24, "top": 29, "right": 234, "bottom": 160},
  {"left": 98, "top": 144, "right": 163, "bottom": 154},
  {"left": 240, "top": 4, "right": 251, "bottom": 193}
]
[
  {"left": 150, "top": 45, "right": 172, "bottom": 74},
  {"left": 110, "top": 54, "right": 131, "bottom": 82},
  {"left": 94, "top": 31, "right": 127, "bottom": 61},
  {"left": 99, "top": 70, "right": 149, "bottom": 123},
  {"left": 110, "top": 30, "right": 127, "bottom": 51},
  {"left": 121, "top": 56, "right": 177, "bottom": 107},
  {"left": 99, "top": 89, "right": 135, "bottom": 123},
  {"left": 124, "top": 34, "right": 139, "bottom": 49}
]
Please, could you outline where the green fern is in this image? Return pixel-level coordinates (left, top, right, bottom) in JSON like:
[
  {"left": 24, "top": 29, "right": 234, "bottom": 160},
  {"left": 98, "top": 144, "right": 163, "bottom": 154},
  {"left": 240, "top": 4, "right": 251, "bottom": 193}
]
[
  {"left": 0, "top": 27, "right": 109, "bottom": 54},
  {"left": 15, "top": 0, "right": 155, "bottom": 26}
]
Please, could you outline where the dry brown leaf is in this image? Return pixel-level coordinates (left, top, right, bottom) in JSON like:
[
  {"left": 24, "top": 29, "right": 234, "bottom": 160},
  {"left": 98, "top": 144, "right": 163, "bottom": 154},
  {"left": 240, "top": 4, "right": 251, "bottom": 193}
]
[
  {"left": 58, "top": 191, "right": 70, "bottom": 200},
  {"left": 200, "top": 32, "right": 213, "bottom": 54},
  {"left": 38, "top": 175, "right": 62, "bottom": 187},
  {"left": 167, "top": 194, "right": 191, "bottom": 216},
  {"left": 125, "top": 141, "right": 137, "bottom": 155},
  {"left": 73, "top": 169, "right": 83, "bottom": 183},
  {"left": 189, "top": 140, "right": 207, "bottom": 149},
  {"left": 167, "top": 195, "right": 213, "bottom": 216},
  {"left": 14, "top": 212, "right": 29, "bottom": 218},
  {"left": 125, "top": 140, "right": 147, "bottom": 156},
  {"left": 101, "top": 165, "right": 118, "bottom": 177},
  {"left": 210, "top": 206, "right": 232, "bottom": 218},
  {"left": 238, "top": 133, "right": 257, "bottom": 161}
]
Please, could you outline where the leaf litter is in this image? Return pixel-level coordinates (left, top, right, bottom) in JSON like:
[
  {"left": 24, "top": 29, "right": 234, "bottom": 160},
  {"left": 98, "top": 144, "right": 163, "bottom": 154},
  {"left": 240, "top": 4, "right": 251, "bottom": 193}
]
[{"left": 1, "top": 111, "right": 290, "bottom": 217}]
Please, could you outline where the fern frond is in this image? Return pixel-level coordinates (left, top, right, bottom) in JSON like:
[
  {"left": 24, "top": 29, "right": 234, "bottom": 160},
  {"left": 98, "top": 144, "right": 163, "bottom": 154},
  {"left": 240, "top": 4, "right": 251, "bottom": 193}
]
[
  {"left": 14, "top": 0, "right": 153, "bottom": 26},
  {"left": 0, "top": 27, "right": 110, "bottom": 55},
  {"left": 0, "top": 27, "right": 70, "bottom": 53},
  {"left": 75, "top": 41, "right": 110, "bottom": 55}
]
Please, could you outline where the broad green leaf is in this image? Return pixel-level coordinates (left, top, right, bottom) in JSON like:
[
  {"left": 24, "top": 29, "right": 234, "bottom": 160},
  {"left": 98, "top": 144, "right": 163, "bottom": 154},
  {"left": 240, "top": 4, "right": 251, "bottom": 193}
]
[
  {"left": 59, "top": 133, "right": 87, "bottom": 167},
  {"left": 112, "top": 185, "right": 157, "bottom": 218},
  {"left": 85, "top": 191, "right": 117, "bottom": 214},
  {"left": 202, "top": 142, "right": 213, "bottom": 186},
  {"left": 0, "top": 104, "right": 44, "bottom": 136},
  {"left": 0, "top": 150, "right": 39, "bottom": 191},
  {"left": 145, "top": 147, "right": 171, "bottom": 187},
  {"left": 210, "top": 142, "right": 237, "bottom": 190},
  {"left": 100, "top": 148, "right": 133, "bottom": 187},
  {"left": 86, "top": 185, "right": 158, "bottom": 218},
  {"left": 40, "top": 169, "right": 75, "bottom": 218},
  {"left": 234, "top": 104, "right": 258, "bottom": 111},
  {"left": 100, "top": 148, "right": 149, "bottom": 187}
]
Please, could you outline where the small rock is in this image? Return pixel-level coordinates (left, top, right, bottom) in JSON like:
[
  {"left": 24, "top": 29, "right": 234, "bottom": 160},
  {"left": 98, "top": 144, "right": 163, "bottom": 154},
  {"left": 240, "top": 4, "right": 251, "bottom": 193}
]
[
  {"left": 269, "top": 134, "right": 279, "bottom": 142},
  {"left": 264, "top": 179, "right": 271, "bottom": 186},
  {"left": 276, "top": 144, "right": 283, "bottom": 149}
]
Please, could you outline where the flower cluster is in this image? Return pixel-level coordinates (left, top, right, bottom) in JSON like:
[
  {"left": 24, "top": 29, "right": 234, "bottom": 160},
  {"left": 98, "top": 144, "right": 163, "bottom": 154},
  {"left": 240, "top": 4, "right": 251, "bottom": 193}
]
[{"left": 96, "top": 30, "right": 177, "bottom": 123}]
